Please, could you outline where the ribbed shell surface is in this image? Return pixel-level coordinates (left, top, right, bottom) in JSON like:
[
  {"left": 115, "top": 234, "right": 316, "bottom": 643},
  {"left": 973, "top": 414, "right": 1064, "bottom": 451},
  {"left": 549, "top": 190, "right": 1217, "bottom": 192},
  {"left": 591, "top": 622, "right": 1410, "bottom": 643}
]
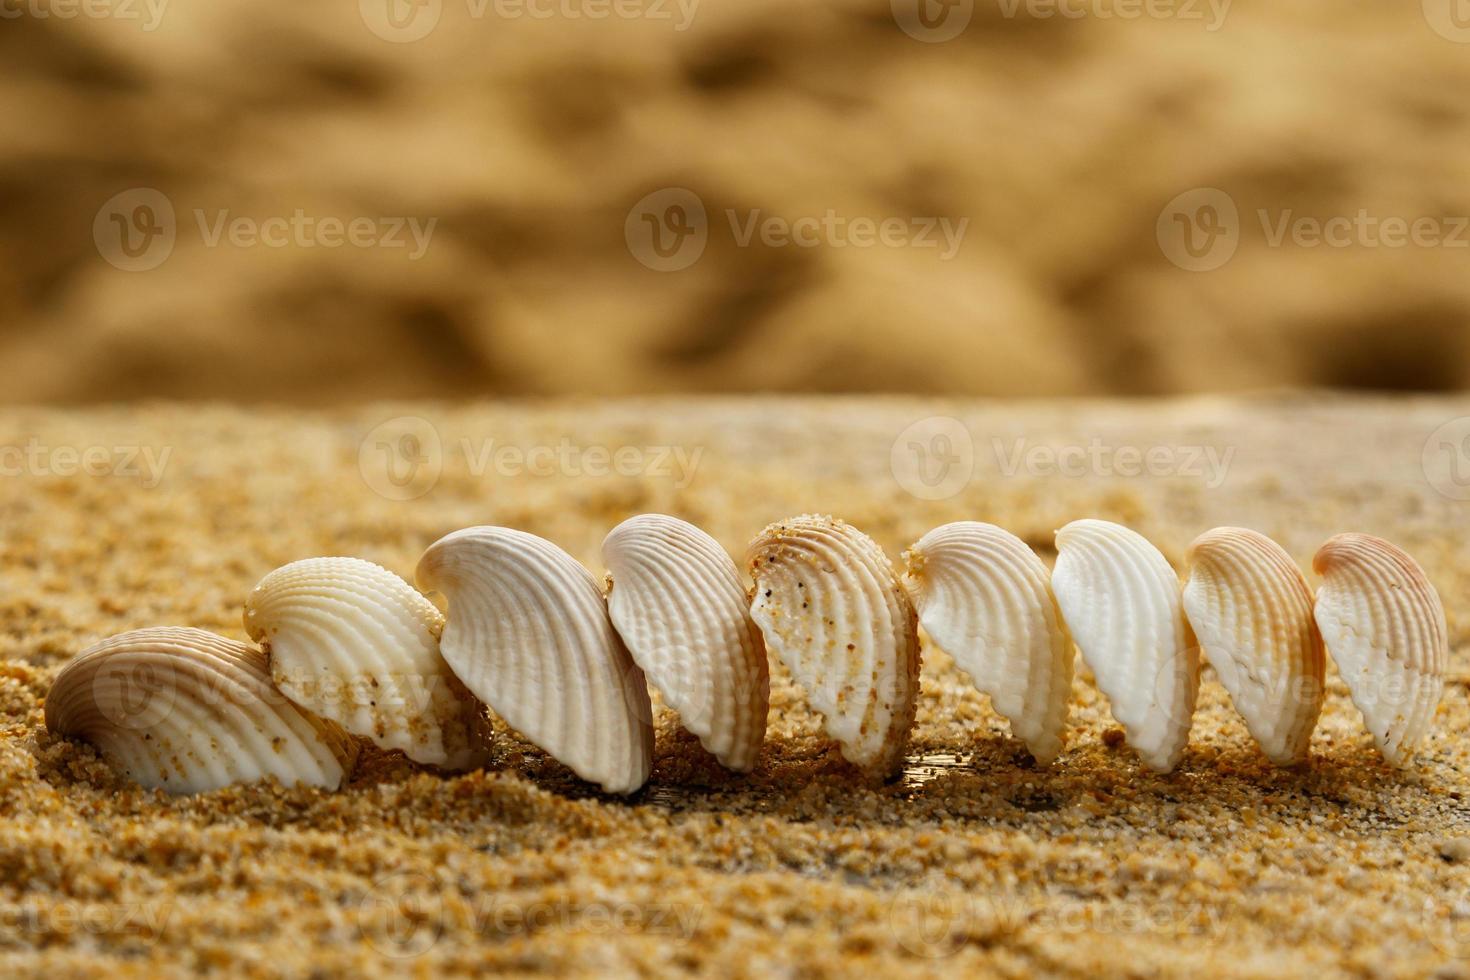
[
  {"left": 745, "top": 515, "right": 920, "bottom": 777},
  {"left": 1313, "top": 533, "right": 1447, "bottom": 766},
  {"left": 1182, "top": 528, "right": 1324, "bottom": 765},
  {"left": 903, "top": 522, "right": 1073, "bottom": 765},
  {"left": 44, "top": 627, "right": 358, "bottom": 794},
  {"left": 244, "top": 557, "right": 490, "bottom": 771},
  {"left": 416, "top": 526, "right": 654, "bottom": 794},
  {"left": 1052, "top": 519, "right": 1199, "bottom": 773},
  {"left": 603, "top": 515, "right": 769, "bottom": 772}
]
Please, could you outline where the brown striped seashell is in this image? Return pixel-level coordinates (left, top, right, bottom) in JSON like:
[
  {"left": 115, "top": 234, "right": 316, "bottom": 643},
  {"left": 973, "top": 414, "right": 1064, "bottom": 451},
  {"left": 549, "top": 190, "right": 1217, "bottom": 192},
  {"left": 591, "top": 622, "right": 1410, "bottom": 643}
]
[
  {"left": 45, "top": 627, "right": 359, "bottom": 794},
  {"left": 1052, "top": 519, "right": 1199, "bottom": 773},
  {"left": 603, "top": 515, "right": 769, "bottom": 772},
  {"left": 244, "top": 557, "right": 491, "bottom": 771},
  {"left": 902, "top": 521, "right": 1074, "bottom": 765},
  {"left": 1182, "top": 527, "right": 1325, "bottom": 765},
  {"left": 745, "top": 514, "right": 921, "bottom": 777},
  {"left": 1313, "top": 533, "right": 1448, "bottom": 766},
  {"left": 416, "top": 526, "right": 654, "bottom": 794}
]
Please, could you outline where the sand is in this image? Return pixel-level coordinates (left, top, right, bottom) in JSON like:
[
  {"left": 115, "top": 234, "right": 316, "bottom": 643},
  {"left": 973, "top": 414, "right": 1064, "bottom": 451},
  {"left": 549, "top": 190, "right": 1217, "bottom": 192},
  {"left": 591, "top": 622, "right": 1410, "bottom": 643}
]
[
  {"left": 2, "top": 394, "right": 1469, "bottom": 977},
  {"left": 7, "top": 4, "right": 1470, "bottom": 404}
]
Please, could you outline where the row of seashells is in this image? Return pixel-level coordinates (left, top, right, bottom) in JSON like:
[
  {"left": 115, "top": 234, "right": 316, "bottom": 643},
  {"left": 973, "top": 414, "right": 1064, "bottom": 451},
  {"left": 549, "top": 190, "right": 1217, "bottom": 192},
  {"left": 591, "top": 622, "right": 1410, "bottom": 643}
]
[{"left": 45, "top": 516, "right": 1448, "bottom": 795}]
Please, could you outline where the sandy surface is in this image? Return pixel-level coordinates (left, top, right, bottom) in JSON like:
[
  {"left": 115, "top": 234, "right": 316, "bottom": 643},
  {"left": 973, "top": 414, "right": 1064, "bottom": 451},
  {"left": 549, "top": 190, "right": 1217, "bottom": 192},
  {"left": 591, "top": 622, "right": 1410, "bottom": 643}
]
[{"left": 2, "top": 394, "right": 1469, "bottom": 977}]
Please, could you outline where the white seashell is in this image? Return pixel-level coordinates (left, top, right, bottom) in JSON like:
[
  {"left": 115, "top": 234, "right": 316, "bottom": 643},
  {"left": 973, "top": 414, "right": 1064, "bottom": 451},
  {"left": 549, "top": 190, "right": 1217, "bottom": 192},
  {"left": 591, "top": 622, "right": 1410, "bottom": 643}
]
[
  {"left": 745, "top": 515, "right": 921, "bottom": 777},
  {"left": 1052, "top": 519, "right": 1198, "bottom": 772},
  {"left": 416, "top": 527, "right": 654, "bottom": 794},
  {"left": 602, "top": 515, "right": 769, "bottom": 772},
  {"left": 1181, "top": 527, "right": 1324, "bottom": 765},
  {"left": 45, "top": 627, "right": 358, "bottom": 794},
  {"left": 1313, "top": 533, "right": 1448, "bottom": 766},
  {"left": 902, "top": 522, "right": 1074, "bottom": 765},
  {"left": 243, "top": 557, "right": 491, "bottom": 771}
]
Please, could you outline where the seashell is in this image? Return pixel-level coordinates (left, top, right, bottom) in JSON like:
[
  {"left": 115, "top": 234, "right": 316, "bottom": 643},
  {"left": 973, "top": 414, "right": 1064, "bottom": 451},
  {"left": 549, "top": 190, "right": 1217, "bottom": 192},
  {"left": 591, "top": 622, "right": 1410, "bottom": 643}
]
[
  {"left": 45, "top": 627, "right": 358, "bottom": 794},
  {"left": 1313, "top": 533, "right": 1448, "bottom": 766},
  {"left": 745, "top": 515, "right": 921, "bottom": 777},
  {"left": 243, "top": 557, "right": 491, "bottom": 771},
  {"left": 1052, "top": 519, "right": 1198, "bottom": 772},
  {"left": 602, "top": 515, "right": 769, "bottom": 772},
  {"left": 902, "top": 522, "right": 1074, "bottom": 765},
  {"left": 416, "top": 526, "right": 654, "bottom": 794},
  {"left": 1181, "top": 528, "right": 1325, "bottom": 765}
]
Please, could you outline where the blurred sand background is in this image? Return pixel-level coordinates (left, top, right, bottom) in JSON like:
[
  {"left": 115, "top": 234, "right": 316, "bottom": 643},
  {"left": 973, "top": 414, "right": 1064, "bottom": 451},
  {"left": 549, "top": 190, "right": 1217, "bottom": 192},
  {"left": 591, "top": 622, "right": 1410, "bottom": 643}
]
[{"left": 3, "top": 0, "right": 1470, "bottom": 404}]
